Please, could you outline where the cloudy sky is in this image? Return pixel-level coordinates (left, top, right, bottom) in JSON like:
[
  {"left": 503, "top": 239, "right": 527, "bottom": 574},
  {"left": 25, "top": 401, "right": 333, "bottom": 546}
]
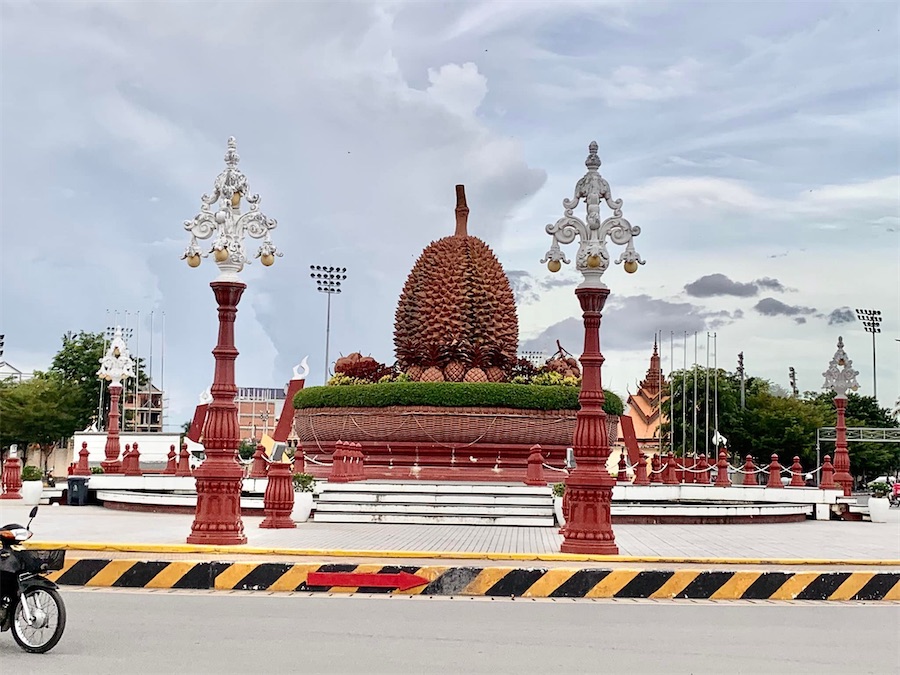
[{"left": 1, "top": 1, "right": 897, "bottom": 429}]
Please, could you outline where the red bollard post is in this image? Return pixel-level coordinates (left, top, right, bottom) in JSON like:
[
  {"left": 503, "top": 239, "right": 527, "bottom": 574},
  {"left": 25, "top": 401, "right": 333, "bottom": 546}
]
[
  {"left": 292, "top": 443, "right": 305, "bottom": 475},
  {"left": 524, "top": 445, "right": 546, "bottom": 486},
  {"left": 124, "top": 442, "right": 142, "bottom": 476},
  {"left": 73, "top": 441, "right": 91, "bottom": 476},
  {"left": 120, "top": 444, "right": 132, "bottom": 474},
  {"left": 329, "top": 442, "right": 349, "bottom": 483},
  {"left": 249, "top": 445, "right": 268, "bottom": 479},
  {"left": 820, "top": 455, "right": 836, "bottom": 489},
  {"left": 164, "top": 445, "right": 177, "bottom": 475},
  {"left": 663, "top": 452, "right": 678, "bottom": 485},
  {"left": 741, "top": 455, "right": 757, "bottom": 486},
  {"left": 260, "top": 460, "right": 295, "bottom": 529},
  {"left": 713, "top": 450, "right": 731, "bottom": 487},
  {"left": 633, "top": 453, "right": 650, "bottom": 486},
  {"left": 617, "top": 451, "right": 628, "bottom": 483},
  {"left": 354, "top": 443, "right": 366, "bottom": 481},
  {"left": 176, "top": 443, "right": 192, "bottom": 477},
  {"left": 766, "top": 454, "right": 784, "bottom": 488},
  {"left": 788, "top": 456, "right": 805, "bottom": 487},
  {"left": 696, "top": 454, "right": 710, "bottom": 484},
  {"left": 1, "top": 450, "right": 23, "bottom": 500},
  {"left": 650, "top": 454, "right": 662, "bottom": 484}
]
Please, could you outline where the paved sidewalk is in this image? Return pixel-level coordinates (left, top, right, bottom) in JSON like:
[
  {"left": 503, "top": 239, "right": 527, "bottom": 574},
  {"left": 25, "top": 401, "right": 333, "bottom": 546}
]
[{"left": 3, "top": 503, "right": 898, "bottom": 563}]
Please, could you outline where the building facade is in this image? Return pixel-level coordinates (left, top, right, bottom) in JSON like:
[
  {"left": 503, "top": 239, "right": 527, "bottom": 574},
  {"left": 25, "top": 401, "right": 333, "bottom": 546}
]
[
  {"left": 121, "top": 384, "right": 164, "bottom": 433},
  {"left": 624, "top": 339, "right": 669, "bottom": 450},
  {"left": 236, "top": 386, "right": 296, "bottom": 443}
]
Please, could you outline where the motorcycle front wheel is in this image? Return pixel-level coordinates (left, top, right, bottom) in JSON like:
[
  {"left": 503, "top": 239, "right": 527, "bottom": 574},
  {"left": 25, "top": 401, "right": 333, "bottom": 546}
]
[{"left": 12, "top": 587, "right": 67, "bottom": 653}]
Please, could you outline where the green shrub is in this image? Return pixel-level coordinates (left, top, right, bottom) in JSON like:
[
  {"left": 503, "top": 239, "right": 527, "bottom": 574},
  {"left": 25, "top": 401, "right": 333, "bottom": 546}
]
[
  {"left": 90, "top": 466, "right": 105, "bottom": 475},
  {"left": 870, "top": 481, "right": 890, "bottom": 498},
  {"left": 296, "top": 381, "right": 626, "bottom": 415},
  {"left": 292, "top": 473, "right": 315, "bottom": 493},
  {"left": 21, "top": 465, "right": 43, "bottom": 481},
  {"left": 552, "top": 482, "right": 566, "bottom": 498}
]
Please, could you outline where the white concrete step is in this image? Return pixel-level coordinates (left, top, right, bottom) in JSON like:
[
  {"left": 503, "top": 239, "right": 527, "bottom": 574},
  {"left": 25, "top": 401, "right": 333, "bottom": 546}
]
[
  {"left": 321, "top": 482, "right": 551, "bottom": 496},
  {"left": 317, "top": 502, "right": 552, "bottom": 517},
  {"left": 314, "top": 514, "right": 554, "bottom": 527},
  {"left": 317, "top": 492, "right": 550, "bottom": 506},
  {"left": 315, "top": 481, "right": 554, "bottom": 526}
]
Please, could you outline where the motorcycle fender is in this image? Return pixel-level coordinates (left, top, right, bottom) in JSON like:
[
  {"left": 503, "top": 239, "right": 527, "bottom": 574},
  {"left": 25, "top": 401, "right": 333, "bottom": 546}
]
[{"left": 19, "top": 576, "right": 59, "bottom": 592}]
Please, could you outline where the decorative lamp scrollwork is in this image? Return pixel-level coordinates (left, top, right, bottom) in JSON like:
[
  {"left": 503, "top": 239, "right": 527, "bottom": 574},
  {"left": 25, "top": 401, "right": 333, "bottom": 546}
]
[
  {"left": 97, "top": 326, "right": 136, "bottom": 387},
  {"left": 540, "top": 141, "right": 644, "bottom": 288},
  {"left": 181, "top": 137, "right": 281, "bottom": 280},
  {"left": 822, "top": 336, "right": 860, "bottom": 398}
]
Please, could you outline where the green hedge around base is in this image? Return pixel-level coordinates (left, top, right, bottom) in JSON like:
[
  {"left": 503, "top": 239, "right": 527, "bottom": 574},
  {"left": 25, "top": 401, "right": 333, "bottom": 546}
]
[{"left": 294, "top": 382, "right": 625, "bottom": 415}]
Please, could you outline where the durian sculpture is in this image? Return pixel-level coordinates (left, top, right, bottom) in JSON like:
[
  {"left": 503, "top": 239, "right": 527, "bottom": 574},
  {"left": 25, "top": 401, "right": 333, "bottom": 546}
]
[{"left": 394, "top": 185, "right": 518, "bottom": 383}]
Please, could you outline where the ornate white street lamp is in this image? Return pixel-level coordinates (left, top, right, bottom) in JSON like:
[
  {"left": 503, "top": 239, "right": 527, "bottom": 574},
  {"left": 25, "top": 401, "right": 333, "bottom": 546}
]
[
  {"left": 822, "top": 336, "right": 860, "bottom": 496},
  {"left": 540, "top": 141, "right": 644, "bottom": 555},
  {"left": 96, "top": 326, "right": 136, "bottom": 473},
  {"left": 181, "top": 136, "right": 281, "bottom": 546}
]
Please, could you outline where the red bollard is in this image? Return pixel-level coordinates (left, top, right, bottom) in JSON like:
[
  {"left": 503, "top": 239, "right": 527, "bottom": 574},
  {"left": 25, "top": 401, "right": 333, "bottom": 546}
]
[
  {"left": 524, "top": 445, "right": 545, "bottom": 486},
  {"left": 124, "top": 442, "right": 142, "bottom": 476},
  {"left": 292, "top": 443, "right": 305, "bottom": 475},
  {"left": 714, "top": 450, "right": 731, "bottom": 486},
  {"left": 741, "top": 455, "right": 757, "bottom": 486},
  {"left": 650, "top": 454, "right": 662, "bottom": 484},
  {"left": 633, "top": 453, "right": 650, "bottom": 486},
  {"left": 175, "top": 443, "right": 192, "bottom": 477},
  {"left": 352, "top": 442, "right": 366, "bottom": 481},
  {"left": 617, "top": 451, "right": 628, "bottom": 482},
  {"left": 121, "top": 444, "right": 132, "bottom": 474},
  {"left": 696, "top": 454, "right": 710, "bottom": 484},
  {"left": 164, "top": 445, "right": 177, "bottom": 475},
  {"left": 1, "top": 450, "right": 23, "bottom": 500},
  {"left": 820, "top": 455, "right": 836, "bottom": 489},
  {"left": 766, "top": 454, "right": 784, "bottom": 488},
  {"left": 663, "top": 452, "right": 678, "bottom": 485},
  {"left": 329, "top": 442, "right": 349, "bottom": 483},
  {"left": 249, "top": 445, "right": 268, "bottom": 479},
  {"left": 788, "top": 456, "right": 805, "bottom": 487},
  {"left": 73, "top": 441, "right": 91, "bottom": 476},
  {"left": 260, "top": 460, "right": 295, "bottom": 529}
]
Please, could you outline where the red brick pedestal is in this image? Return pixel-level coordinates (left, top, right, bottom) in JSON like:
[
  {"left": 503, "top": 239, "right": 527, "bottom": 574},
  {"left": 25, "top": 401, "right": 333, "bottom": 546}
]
[
  {"left": 524, "top": 445, "right": 545, "bottom": 486},
  {"left": 187, "top": 281, "right": 248, "bottom": 546},
  {"left": 560, "top": 286, "right": 617, "bottom": 555},
  {"left": 73, "top": 442, "right": 91, "bottom": 476}
]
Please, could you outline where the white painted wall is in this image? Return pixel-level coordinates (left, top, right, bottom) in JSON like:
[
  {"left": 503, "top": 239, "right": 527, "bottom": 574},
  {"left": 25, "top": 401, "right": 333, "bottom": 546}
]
[{"left": 73, "top": 432, "right": 184, "bottom": 465}]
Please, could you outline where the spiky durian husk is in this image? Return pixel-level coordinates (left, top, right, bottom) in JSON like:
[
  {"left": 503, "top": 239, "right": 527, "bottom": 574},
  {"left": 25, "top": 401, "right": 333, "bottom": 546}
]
[{"left": 394, "top": 235, "right": 518, "bottom": 380}]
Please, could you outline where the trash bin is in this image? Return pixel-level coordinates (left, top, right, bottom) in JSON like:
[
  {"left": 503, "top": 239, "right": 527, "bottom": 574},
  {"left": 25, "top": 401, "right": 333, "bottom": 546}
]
[{"left": 67, "top": 477, "right": 90, "bottom": 506}]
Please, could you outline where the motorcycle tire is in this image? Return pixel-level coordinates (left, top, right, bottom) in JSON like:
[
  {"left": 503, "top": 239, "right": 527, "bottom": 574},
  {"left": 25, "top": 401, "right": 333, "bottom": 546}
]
[{"left": 11, "top": 587, "right": 66, "bottom": 654}]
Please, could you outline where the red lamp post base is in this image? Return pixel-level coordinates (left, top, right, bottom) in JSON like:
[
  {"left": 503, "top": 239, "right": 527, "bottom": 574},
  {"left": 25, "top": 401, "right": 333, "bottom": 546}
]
[
  {"left": 186, "top": 280, "right": 248, "bottom": 546},
  {"left": 559, "top": 286, "right": 618, "bottom": 556}
]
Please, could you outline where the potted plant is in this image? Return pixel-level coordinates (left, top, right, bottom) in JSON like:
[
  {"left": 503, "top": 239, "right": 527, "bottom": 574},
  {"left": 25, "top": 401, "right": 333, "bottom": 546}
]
[
  {"left": 552, "top": 482, "right": 566, "bottom": 526},
  {"left": 868, "top": 481, "right": 891, "bottom": 523},
  {"left": 20, "top": 465, "right": 44, "bottom": 506},
  {"left": 292, "top": 473, "right": 315, "bottom": 522}
]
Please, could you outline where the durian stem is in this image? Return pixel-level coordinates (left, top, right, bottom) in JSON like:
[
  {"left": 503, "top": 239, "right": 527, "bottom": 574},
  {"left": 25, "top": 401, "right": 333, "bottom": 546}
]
[{"left": 454, "top": 184, "right": 469, "bottom": 237}]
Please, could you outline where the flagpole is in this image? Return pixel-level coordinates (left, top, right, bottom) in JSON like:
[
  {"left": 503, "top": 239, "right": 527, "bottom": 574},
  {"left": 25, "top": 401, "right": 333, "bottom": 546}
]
[
  {"left": 705, "top": 331, "right": 710, "bottom": 458},
  {"left": 692, "top": 331, "right": 698, "bottom": 458},
  {"left": 670, "top": 331, "right": 675, "bottom": 457},
  {"left": 714, "top": 332, "right": 719, "bottom": 454},
  {"left": 682, "top": 332, "right": 687, "bottom": 458}
]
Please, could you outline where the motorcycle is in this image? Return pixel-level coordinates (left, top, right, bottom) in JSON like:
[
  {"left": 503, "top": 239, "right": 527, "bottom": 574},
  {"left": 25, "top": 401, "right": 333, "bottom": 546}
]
[{"left": 0, "top": 506, "right": 67, "bottom": 653}]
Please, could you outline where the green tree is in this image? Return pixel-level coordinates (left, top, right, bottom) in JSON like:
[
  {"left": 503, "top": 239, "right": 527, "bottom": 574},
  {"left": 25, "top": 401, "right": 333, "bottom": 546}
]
[
  {"left": 0, "top": 374, "right": 84, "bottom": 469},
  {"left": 48, "top": 331, "right": 148, "bottom": 431},
  {"left": 738, "top": 391, "right": 827, "bottom": 468}
]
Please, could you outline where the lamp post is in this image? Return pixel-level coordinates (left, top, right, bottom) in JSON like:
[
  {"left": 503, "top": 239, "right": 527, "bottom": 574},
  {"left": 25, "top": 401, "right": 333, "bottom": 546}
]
[
  {"left": 310, "top": 265, "right": 347, "bottom": 384},
  {"left": 541, "top": 141, "right": 644, "bottom": 555},
  {"left": 96, "top": 326, "right": 135, "bottom": 473},
  {"left": 854, "top": 308, "right": 881, "bottom": 400},
  {"left": 181, "top": 136, "right": 281, "bottom": 545},
  {"left": 822, "top": 336, "right": 860, "bottom": 497}
]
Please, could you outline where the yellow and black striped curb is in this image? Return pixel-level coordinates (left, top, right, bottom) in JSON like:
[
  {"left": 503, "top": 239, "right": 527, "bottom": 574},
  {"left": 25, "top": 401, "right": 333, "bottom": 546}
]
[{"left": 43, "top": 559, "right": 900, "bottom": 601}]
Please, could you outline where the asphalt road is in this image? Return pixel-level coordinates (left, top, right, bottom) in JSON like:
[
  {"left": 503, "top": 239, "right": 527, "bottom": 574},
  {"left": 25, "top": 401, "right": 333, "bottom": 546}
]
[{"left": 1, "top": 589, "right": 896, "bottom": 674}]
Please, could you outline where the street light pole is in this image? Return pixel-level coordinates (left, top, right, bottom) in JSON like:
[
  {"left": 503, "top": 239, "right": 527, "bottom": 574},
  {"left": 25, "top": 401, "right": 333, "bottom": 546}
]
[
  {"left": 96, "top": 326, "right": 136, "bottom": 473},
  {"left": 181, "top": 136, "right": 281, "bottom": 546},
  {"left": 822, "top": 336, "right": 860, "bottom": 497},
  {"left": 310, "top": 266, "right": 347, "bottom": 384},
  {"left": 541, "top": 141, "right": 645, "bottom": 555},
  {"left": 855, "top": 308, "right": 882, "bottom": 400}
]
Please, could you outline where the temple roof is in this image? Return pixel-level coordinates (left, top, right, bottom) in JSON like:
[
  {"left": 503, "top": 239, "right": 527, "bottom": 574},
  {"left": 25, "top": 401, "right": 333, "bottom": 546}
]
[{"left": 625, "top": 337, "right": 669, "bottom": 441}]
